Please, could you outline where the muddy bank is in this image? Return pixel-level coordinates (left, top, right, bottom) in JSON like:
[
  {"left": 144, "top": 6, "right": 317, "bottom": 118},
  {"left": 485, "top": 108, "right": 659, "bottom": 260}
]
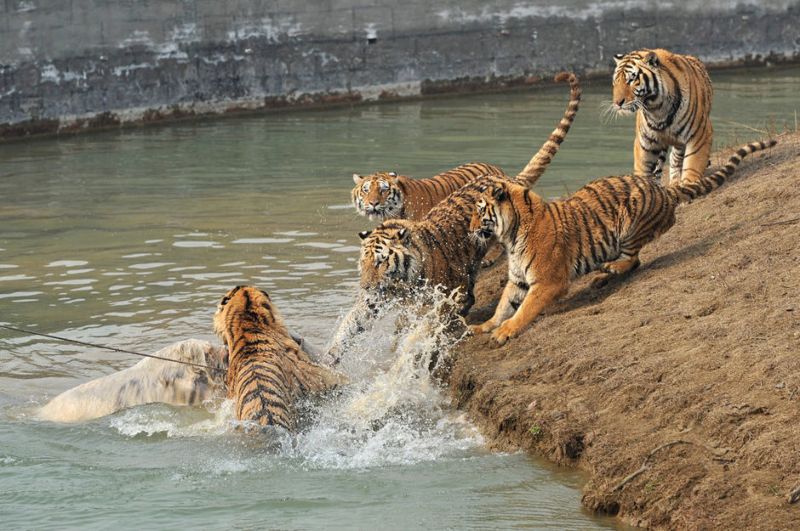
[{"left": 449, "top": 133, "right": 800, "bottom": 529}]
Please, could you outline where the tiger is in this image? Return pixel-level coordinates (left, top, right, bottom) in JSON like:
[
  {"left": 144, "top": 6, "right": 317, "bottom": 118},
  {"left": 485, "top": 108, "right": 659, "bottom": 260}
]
[
  {"left": 214, "top": 285, "right": 346, "bottom": 430},
  {"left": 468, "top": 140, "right": 776, "bottom": 345},
  {"left": 326, "top": 72, "right": 582, "bottom": 362},
  {"left": 351, "top": 163, "right": 506, "bottom": 221},
  {"left": 38, "top": 339, "right": 228, "bottom": 423},
  {"left": 612, "top": 48, "right": 713, "bottom": 185}
]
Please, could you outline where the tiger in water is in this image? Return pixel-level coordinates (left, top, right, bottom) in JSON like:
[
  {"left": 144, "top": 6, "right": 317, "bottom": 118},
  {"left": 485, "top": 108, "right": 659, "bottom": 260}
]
[
  {"left": 468, "top": 140, "right": 775, "bottom": 345},
  {"left": 326, "top": 72, "right": 582, "bottom": 363},
  {"left": 351, "top": 162, "right": 506, "bottom": 221},
  {"left": 612, "top": 48, "right": 713, "bottom": 185},
  {"left": 214, "top": 285, "right": 346, "bottom": 430}
]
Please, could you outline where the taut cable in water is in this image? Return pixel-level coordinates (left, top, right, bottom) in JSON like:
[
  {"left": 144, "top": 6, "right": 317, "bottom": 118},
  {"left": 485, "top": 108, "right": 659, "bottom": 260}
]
[{"left": 0, "top": 324, "right": 227, "bottom": 374}]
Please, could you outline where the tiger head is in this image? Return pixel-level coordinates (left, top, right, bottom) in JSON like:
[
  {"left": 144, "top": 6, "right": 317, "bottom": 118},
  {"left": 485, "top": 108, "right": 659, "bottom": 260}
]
[
  {"left": 351, "top": 171, "right": 404, "bottom": 220},
  {"left": 470, "top": 182, "right": 513, "bottom": 243},
  {"left": 213, "top": 286, "right": 288, "bottom": 350},
  {"left": 356, "top": 221, "right": 421, "bottom": 293},
  {"left": 612, "top": 49, "right": 665, "bottom": 115}
]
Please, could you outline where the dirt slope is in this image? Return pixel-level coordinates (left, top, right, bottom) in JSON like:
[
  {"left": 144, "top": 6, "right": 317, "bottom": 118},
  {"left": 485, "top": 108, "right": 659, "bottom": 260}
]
[{"left": 449, "top": 133, "right": 800, "bottom": 529}]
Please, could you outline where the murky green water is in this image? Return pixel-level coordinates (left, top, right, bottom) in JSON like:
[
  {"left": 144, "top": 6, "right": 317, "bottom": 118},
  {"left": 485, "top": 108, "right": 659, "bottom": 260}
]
[{"left": 1, "top": 65, "right": 797, "bottom": 529}]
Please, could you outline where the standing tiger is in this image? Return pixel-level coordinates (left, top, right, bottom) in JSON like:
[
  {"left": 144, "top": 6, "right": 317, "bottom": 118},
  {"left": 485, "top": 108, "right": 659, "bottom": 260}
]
[
  {"left": 352, "top": 162, "right": 506, "bottom": 221},
  {"left": 612, "top": 48, "right": 713, "bottom": 185},
  {"left": 326, "top": 72, "right": 582, "bottom": 362},
  {"left": 214, "top": 285, "right": 346, "bottom": 430},
  {"left": 468, "top": 140, "right": 775, "bottom": 345}
]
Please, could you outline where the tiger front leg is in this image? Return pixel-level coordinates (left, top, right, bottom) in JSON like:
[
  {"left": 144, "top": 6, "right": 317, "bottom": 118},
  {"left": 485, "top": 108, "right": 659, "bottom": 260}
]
[
  {"left": 324, "top": 295, "right": 378, "bottom": 365},
  {"left": 491, "top": 281, "right": 567, "bottom": 345},
  {"left": 668, "top": 145, "right": 685, "bottom": 185},
  {"left": 678, "top": 138, "right": 712, "bottom": 186},
  {"left": 469, "top": 280, "right": 529, "bottom": 336},
  {"left": 633, "top": 122, "right": 667, "bottom": 179}
]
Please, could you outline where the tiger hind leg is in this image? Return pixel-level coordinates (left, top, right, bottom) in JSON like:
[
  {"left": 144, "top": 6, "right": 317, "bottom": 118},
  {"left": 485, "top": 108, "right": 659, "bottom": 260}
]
[{"left": 591, "top": 254, "right": 641, "bottom": 289}]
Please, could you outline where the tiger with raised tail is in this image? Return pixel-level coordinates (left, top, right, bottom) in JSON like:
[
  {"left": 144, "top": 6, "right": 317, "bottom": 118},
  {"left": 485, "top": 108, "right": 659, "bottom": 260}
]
[
  {"left": 327, "top": 72, "right": 582, "bottom": 362},
  {"left": 214, "top": 286, "right": 345, "bottom": 430},
  {"left": 352, "top": 162, "right": 506, "bottom": 221},
  {"left": 468, "top": 140, "right": 776, "bottom": 345},
  {"left": 612, "top": 48, "right": 713, "bottom": 185}
]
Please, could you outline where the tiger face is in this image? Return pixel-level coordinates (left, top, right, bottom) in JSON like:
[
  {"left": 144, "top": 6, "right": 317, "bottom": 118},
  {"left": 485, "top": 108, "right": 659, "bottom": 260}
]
[
  {"left": 612, "top": 50, "right": 662, "bottom": 115},
  {"left": 357, "top": 223, "right": 420, "bottom": 292},
  {"left": 470, "top": 185, "right": 509, "bottom": 242},
  {"left": 351, "top": 171, "right": 403, "bottom": 220},
  {"left": 213, "top": 286, "right": 287, "bottom": 349}
]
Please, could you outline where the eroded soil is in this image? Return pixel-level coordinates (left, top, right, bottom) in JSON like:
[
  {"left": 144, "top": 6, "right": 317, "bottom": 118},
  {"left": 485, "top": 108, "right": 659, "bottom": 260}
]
[{"left": 450, "top": 133, "right": 800, "bottom": 529}]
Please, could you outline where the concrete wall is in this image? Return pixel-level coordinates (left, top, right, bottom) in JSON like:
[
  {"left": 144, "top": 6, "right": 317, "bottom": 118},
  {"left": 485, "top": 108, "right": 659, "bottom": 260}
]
[{"left": 1, "top": 0, "right": 798, "bottom": 138}]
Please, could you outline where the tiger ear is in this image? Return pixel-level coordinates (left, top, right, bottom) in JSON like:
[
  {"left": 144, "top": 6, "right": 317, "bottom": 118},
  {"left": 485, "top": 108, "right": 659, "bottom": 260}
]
[
  {"left": 613, "top": 53, "right": 624, "bottom": 64},
  {"left": 353, "top": 173, "right": 363, "bottom": 184},
  {"left": 397, "top": 228, "right": 410, "bottom": 241},
  {"left": 388, "top": 171, "right": 397, "bottom": 177},
  {"left": 645, "top": 51, "right": 659, "bottom": 67},
  {"left": 358, "top": 230, "right": 372, "bottom": 240}
]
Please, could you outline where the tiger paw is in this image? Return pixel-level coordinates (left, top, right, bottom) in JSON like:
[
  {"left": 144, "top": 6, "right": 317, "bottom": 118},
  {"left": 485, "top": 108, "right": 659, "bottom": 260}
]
[
  {"left": 590, "top": 273, "right": 612, "bottom": 289},
  {"left": 491, "top": 323, "right": 517, "bottom": 346},
  {"left": 467, "top": 325, "right": 483, "bottom": 336}
]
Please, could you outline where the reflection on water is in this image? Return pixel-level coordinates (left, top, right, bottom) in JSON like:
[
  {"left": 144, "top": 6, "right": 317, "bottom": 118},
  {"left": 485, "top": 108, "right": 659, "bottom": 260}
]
[{"left": 0, "top": 64, "right": 797, "bottom": 529}]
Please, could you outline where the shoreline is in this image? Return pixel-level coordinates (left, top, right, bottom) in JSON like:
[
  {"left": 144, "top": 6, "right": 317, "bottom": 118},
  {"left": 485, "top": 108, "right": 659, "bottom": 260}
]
[{"left": 448, "top": 133, "right": 800, "bottom": 529}]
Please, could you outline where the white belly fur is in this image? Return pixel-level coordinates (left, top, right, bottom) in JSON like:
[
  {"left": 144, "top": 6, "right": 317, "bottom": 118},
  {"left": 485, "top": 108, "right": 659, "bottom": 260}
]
[{"left": 38, "top": 339, "right": 227, "bottom": 423}]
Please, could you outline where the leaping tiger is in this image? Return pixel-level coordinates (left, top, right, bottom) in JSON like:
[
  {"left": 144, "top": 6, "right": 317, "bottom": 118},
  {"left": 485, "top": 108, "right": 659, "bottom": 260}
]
[{"left": 612, "top": 48, "right": 713, "bottom": 185}]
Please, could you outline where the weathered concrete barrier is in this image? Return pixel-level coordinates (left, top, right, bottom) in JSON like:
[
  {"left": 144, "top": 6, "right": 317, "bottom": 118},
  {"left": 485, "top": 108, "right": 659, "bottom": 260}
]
[{"left": 1, "top": 0, "right": 798, "bottom": 140}]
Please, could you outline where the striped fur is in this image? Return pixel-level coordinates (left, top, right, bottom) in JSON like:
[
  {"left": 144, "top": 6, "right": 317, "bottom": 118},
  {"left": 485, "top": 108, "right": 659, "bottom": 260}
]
[
  {"left": 613, "top": 48, "right": 713, "bottom": 185},
  {"left": 327, "top": 73, "right": 582, "bottom": 359},
  {"left": 351, "top": 72, "right": 581, "bottom": 221},
  {"left": 469, "top": 140, "right": 775, "bottom": 345},
  {"left": 352, "top": 162, "right": 506, "bottom": 221},
  {"left": 214, "top": 286, "right": 345, "bottom": 430}
]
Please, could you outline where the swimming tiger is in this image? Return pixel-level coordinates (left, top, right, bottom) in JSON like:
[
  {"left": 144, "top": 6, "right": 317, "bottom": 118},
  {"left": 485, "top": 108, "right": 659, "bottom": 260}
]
[
  {"left": 214, "top": 285, "right": 346, "bottom": 430},
  {"left": 38, "top": 339, "right": 228, "bottom": 423},
  {"left": 326, "top": 72, "right": 582, "bottom": 362},
  {"left": 468, "top": 140, "right": 775, "bottom": 345},
  {"left": 612, "top": 48, "right": 713, "bottom": 185}
]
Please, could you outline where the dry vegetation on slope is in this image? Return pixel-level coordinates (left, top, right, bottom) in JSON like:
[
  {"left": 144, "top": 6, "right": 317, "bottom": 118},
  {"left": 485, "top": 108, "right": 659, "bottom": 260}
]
[{"left": 449, "top": 133, "right": 800, "bottom": 529}]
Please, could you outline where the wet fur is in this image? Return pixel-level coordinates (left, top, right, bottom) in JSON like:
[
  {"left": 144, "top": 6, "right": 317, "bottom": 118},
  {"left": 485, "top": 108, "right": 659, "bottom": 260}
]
[
  {"left": 38, "top": 339, "right": 227, "bottom": 423},
  {"left": 469, "top": 140, "right": 775, "bottom": 345},
  {"left": 214, "top": 286, "right": 345, "bottom": 430}
]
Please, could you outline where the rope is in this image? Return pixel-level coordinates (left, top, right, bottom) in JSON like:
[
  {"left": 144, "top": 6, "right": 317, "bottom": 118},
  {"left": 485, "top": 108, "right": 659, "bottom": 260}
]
[{"left": 0, "top": 324, "right": 227, "bottom": 374}]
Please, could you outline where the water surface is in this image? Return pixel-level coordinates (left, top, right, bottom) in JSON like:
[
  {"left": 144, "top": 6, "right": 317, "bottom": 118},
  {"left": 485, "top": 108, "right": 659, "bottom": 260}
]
[{"left": 1, "top": 64, "right": 798, "bottom": 529}]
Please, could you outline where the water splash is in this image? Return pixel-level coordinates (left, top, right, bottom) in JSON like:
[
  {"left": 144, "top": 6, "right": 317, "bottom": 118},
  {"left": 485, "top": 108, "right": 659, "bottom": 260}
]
[{"left": 106, "top": 286, "right": 481, "bottom": 469}]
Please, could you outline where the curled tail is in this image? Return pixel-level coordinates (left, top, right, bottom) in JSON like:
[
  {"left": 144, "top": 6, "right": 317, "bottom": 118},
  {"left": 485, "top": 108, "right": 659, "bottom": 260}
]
[
  {"left": 515, "top": 72, "right": 581, "bottom": 185},
  {"left": 669, "top": 140, "right": 777, "bottom": 203}
]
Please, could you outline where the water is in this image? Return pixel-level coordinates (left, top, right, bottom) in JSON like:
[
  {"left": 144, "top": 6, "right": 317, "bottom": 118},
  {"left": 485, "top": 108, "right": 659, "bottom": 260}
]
[{"left": 1, "top": 64, "right": 798, "bottom": 529}]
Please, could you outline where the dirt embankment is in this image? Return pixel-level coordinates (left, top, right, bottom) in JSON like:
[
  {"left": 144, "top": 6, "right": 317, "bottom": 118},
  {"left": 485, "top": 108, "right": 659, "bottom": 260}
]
[{"left": 449, "top": 133, "right": 800, "bottom": 529}]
